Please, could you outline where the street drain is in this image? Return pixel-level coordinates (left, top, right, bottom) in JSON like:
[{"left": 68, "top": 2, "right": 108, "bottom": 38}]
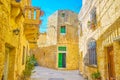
[{"left": 48, "top": 78, "right": 64, "bottom": 80}]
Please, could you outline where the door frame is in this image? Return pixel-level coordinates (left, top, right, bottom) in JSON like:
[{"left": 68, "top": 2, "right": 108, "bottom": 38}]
[
  {"left": 58, "top": 53, "right": 66, "bottom": 68},
  {"left": 107, "top": 46, "right": 116, "bottom": 80},
  {"left": 57, "top": 46, "right": 67, "bottom": 69},
  {"left": 3, "top": 47, "right": 10, "bottom": 80}
]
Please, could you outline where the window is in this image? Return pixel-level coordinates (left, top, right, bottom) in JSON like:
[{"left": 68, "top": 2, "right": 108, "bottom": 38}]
[
  {"left": 60, "top": 26, "right": 66, "bottom": 34},
  {"left": 61, "top": 13, "right": 65, "bottom": 17},
  {"left": 58, "top": 46, "right": 66, "bottom": 51},
  {"left": 84, "top": 39, "right": 97, "bottom": 66},
  {"left": 34, "top": 10, "right": 36, "bottom": 20},
  {"left": 90, "top": 7, "right": 97, "bottom": 25},
  {"left": 88, "top": 7, "right": 97, "bottom": 30},
  {"left": 88, "top": 40, "right": 97, "bottom": 65}
]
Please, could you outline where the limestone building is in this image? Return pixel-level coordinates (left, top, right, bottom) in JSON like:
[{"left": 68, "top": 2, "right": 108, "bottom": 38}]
[
  {"left": 78, "top": 0, "right": 120, "bottom": 80},
  {"left": 37, "top": 33, "right": 47, "bottom": 47},
  {"left": 36, "top": 10, "right": 79, "bottom": 70},
  {"left": 0, "top": 0, "right": 43, "bottom": 80}
]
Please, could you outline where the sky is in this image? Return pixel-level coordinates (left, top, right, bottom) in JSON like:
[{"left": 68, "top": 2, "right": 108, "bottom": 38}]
[{"left": 32, "top": 0, "right": 82, "bottom": 33}]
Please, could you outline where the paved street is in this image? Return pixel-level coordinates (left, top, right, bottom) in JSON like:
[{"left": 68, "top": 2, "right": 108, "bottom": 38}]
[{"left": 31, "top": 66, "right": 84, "bottom": 80}]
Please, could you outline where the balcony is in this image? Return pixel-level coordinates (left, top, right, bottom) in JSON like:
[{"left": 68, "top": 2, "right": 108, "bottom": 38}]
[
  {"left": 24, "top": 25, "right": 39, "bottom": 39},
  {"left": 87, "top": 20, "right": 96, "bottom": 31},
  {"left": 24, "top": 6, "right": 43, "bottom": 25}
]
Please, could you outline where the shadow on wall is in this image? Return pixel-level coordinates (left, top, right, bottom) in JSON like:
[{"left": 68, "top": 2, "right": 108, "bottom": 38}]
[{"left": 33, "top": 45, "right": 57, "bottom": 69}]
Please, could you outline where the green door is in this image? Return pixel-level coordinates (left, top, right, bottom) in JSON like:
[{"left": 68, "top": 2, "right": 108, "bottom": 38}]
[
  {"left": 58, "top": 53, "right": 66, "bottom": 68},
  {"left": 58, "top": 53, "right": 63, "bottom": 68}
]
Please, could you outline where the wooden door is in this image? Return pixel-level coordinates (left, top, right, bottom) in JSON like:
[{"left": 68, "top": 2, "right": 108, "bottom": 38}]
[{"left": 107, "top": 46, "right": 116, "bottom": 80}]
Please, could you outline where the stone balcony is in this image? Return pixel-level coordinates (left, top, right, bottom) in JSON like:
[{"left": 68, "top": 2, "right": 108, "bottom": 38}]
[
  {"left": 24, "top": 25, "right": 40, "bottom": 48},
  {"left": 24, "top": 6, "right": 43, "bottom": 25},
  {"left": 23, "top": 6, "right": 43, "bottom": 49}
]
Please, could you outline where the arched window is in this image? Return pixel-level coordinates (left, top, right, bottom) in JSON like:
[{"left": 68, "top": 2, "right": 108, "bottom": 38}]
[{"left": 87, "top": 38, "right": 97, "bottom": 65}]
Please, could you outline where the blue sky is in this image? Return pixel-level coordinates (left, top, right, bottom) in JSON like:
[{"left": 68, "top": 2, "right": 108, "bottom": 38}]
[{"left": 32, "top": 0, "right": 82, "bottom": 33}]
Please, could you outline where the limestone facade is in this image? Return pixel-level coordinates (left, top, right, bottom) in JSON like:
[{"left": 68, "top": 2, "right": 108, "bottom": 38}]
[
  {"left": 78, "top": 0, "right": 120, "bottom": 80},
  {"left": 36, "top": 10, "right": 79, "bottom": 70},
  {"left": 37, "top": 33, "right": 47, "bottom": 47},
  {"left": 35, "top": 45, "right": 57, "bottom": 69},
  {"left": 0, "top": 0, "right": 42, "bottom": 80}
]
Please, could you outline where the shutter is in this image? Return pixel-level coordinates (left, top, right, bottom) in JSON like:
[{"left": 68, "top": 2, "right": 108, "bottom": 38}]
[
  {"left": 58, "top": 46, "right": 66, "bottom": 51},
  {"left": 60, "top": 26, "right": 66, "bottom": 33},
  {"left": 58, "top": 53, "right": 63, "bottom": 68}
]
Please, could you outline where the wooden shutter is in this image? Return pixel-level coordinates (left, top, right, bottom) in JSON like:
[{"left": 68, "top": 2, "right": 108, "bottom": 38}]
[
  {"left": 58, "top": 46, "right": 66, "bottom": 51},
  {"left": 60, "top": 26, "right": 66, "bottom": 33}
]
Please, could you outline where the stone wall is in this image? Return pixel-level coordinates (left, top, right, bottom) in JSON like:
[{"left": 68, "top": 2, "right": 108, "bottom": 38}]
[
  {"left": 78, "top": 0, "right": 120, "bottom": 79},
  {"left": 0, "top": 0, "right": 30, "bottom": 80},
  {"left": 114, "top": 41, "right": 120, "bottom": 80},
  {"left": 57, "top": 24, "right": 79, "bottom": 70},
  {"left": 0, "top": 0, "right": 10, "bottom": 79},
  {"left": 38, "top": 10, "right": 79, "bottom": 70},
  {"left": 35, "top": 45, "right": 57, "bottom": 69},
  {"left": 97, "top": 18, "right": 120, "bottom": 80},
  {"left": 37, "top": 33, "right": 47, "bottom": 47},
  {"left": 47, "top": 11, "right": 58, "bottom": 46},
  {"left": 65, "top": 43, "right": 79, "bottom": 70}
]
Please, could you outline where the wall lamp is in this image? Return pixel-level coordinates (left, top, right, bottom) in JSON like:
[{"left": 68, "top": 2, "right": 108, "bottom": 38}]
[
  {"left": 13, "top": 28, "right": 20, "bottom": 35},
  {"left": 16, "top": 0, "right": 21, "bottom": 2}
]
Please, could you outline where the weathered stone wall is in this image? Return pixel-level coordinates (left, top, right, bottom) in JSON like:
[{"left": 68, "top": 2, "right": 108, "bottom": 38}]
[
  {"left": 0, "top": 0, "right": 30, "bottom": 80},
  {"left": 0, "top": 0, "right": 10, "bottom": 79},
  {"left": 65, "top": 43, "right": 79, "bottom": 70},
  {"left": 78, "top": 51, "right": 84, "bottom": 74},
  {"left": 47, "top": 11, "right": 58, "bottom": 46},
  {"left": 56, "top": 24, "right": 79, "bottom": 70},
  {"left": 35, "top": 45, "right": 57, "bottom": 69},
  {"left": 97, "top": 18, "right": 120, "bottom": 80},
  {"left": 40, "top": 10, "right": 79, "bottom": 70},
  {"left": 35, "top": 43, "right": 79, "bottom": 70},
  {"left": 37, "top": 33, "right": 47, "bottom": 47},
  {"left": 114, "top": 41, "right": 120, "bottom": 80},
  {"left": 57, "top": 10, "right": 78, "bottom": 27},
  {"left": 78, "top": 0, "right": 120, "bottom": 79},
  {"left": 47, "top": 26, "right": 57, "bottom": 46},
  {"left": 47, "top": 10, "right": 78, "bottom": 46},
  {"left": 58, "top": 24, "right": 78, "bottom": 44}
]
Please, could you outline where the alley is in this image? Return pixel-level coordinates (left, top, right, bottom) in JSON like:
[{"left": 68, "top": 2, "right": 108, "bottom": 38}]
[{"left": 31, "top": 66, "right": 84, "bottom": 80}]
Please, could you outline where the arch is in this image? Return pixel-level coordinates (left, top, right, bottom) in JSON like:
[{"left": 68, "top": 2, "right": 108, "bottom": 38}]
[
  {"left": 87, "top": 38, "right": 96, "bottom": 44},
  {"left": 84, "top": 38, "right": 97, "bottom": 66}
]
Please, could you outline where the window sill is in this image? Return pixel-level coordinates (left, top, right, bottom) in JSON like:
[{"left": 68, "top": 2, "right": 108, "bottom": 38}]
[
  {"left": 60, "top": 33, "right": 66, "bottom": 35},
  {"left": 87, "top": 64, "right": 97, "bottom": 68}
]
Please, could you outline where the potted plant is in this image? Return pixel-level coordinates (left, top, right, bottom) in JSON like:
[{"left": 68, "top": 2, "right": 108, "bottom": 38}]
[
  {"left": 91, "top": 71, "right": 101, "bottom": 80},
  {"left": 87, "top": 21, "right": 91, "bottom": 28},
  {"left": 91, "top": 21, "right": 96, "bottom": 30},
  {"left": 21, "top": 55, "right": 37, "bottom": 80},
  {"left": 87, "top": 20, "right": 96, "bottom": 31}
]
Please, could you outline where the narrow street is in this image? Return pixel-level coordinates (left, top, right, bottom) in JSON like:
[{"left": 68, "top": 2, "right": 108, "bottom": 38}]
[
  {"left": 31, "top": 66, "right": 84, "bottom": 80},
  {"left": 1, "top": 0, "right": 120, "bottom": 80}
]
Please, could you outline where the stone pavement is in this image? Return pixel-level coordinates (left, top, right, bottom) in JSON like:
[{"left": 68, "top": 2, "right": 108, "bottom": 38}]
[{"left": 31, "top": 66, "right": 84, "bottom": 80}]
